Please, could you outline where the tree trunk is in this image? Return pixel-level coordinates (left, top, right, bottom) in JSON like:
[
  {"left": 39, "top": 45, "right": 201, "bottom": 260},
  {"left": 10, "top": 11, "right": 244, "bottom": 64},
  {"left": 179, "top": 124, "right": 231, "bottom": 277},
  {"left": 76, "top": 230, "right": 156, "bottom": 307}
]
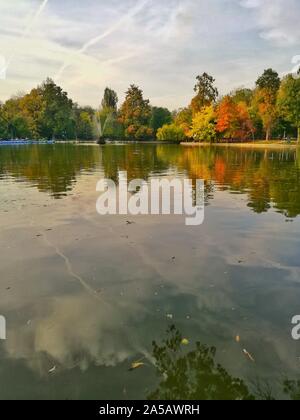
[
  {"left": 266, "top": 128, "right": 270, "bottom": 142},
  {"left": 298, "top": 127, "right": 300, "bottom": 144}
]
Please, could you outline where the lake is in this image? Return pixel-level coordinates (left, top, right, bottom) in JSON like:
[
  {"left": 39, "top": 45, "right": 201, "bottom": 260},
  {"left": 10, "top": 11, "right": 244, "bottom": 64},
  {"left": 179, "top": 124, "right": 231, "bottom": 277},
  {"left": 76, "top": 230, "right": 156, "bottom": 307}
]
[{"left": 0, "top": 143, "right": 300, "bottom": 400}]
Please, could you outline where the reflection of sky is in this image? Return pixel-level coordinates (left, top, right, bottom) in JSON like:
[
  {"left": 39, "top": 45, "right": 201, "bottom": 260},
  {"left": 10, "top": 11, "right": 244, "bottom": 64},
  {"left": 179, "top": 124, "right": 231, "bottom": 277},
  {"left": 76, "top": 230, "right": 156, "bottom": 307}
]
[
  {"left": 1, "top": 145, "right": 300, "bottom": 398},
  {"left": 0, "top": 0, "right": 300, "bottom": 108},
  {"left": 1, "top": 169, "right": 300, "bottom": 398}
]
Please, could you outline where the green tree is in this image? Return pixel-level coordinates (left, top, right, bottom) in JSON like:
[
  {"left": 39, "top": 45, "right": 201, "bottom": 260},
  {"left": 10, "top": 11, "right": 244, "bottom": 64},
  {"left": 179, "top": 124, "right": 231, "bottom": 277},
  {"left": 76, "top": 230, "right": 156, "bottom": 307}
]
[
  {"left": 96, "top": 87, "right": 121, "bottom": 139},
  {"left": 150, "top": 107, "right": 172, "bottom": 134},
  {"left": 255, "top": 69, "right": 281, "bottom": 141},
  {"left": 191, "top": 73, "right": 219, "bottom": 115},
  {"left": 231, "top": 88, "right": 253, "bottom": 106},
  {"left": 38, "top": 78, "right": 75, "bottom": 140},
  {"left": 119, "top": 85, "right": 153, "bottom": 140},
  {"left": 101, "top": 87, "right": 118, "bottom": 111},
  {"left": 157, "top": 123, "right": 185, "bottom": 143},
  {"left": 278, "top": 74, "right": 300, "bottom": 142},
  {"left": 74, "top": 106, "right": 95, "bottom": 140}
]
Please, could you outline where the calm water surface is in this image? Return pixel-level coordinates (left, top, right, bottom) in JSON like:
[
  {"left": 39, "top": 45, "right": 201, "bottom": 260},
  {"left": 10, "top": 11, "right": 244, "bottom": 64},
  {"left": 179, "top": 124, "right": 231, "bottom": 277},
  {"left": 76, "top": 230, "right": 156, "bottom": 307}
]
[{"left": 0, "top": 143, "right": 300, "bottom": 400}]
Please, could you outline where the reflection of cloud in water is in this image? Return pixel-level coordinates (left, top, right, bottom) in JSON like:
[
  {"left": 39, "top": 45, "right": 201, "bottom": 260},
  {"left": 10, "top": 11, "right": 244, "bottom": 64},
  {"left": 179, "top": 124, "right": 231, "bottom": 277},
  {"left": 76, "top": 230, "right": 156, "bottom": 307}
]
[{"left": 5, "top": 294, "right": 137, "bottom": 375}]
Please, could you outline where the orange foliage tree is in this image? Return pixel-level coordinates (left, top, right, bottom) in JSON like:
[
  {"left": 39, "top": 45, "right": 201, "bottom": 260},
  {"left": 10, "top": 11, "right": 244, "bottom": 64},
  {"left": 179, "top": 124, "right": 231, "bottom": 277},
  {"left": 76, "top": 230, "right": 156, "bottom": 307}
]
[{"left": 216, "top": 96, "right": 254, "bottom": 140}]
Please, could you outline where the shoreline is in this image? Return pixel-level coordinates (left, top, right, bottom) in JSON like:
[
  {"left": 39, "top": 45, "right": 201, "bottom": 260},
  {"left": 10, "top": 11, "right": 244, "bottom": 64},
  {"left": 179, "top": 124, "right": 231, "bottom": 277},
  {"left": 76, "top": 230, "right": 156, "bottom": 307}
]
[{"left": 181, "top": 142, "right": 299, "bottom": 149}]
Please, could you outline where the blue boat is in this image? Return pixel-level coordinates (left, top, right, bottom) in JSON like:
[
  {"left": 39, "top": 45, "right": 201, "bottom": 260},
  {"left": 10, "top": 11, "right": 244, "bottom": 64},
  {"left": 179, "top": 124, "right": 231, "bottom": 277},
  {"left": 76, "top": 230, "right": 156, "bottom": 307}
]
[{"left": 0, "top": 140, "right": 55, "bottom": 146}]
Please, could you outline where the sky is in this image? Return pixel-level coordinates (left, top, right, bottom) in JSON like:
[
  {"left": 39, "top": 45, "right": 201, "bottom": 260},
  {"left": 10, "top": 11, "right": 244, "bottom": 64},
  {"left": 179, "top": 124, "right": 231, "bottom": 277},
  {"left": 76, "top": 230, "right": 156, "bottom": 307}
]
[{"left": 0, "top": 0, "right": 299, "bottom": 109}]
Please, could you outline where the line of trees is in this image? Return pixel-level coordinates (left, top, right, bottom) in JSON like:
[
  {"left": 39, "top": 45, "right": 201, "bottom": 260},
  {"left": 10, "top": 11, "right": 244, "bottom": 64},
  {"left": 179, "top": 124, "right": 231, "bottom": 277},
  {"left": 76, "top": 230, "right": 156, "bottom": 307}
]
[
  {"left": 159, "top": 69, "right": 300, "bottom": 143},
  {"left": 0, "top": 68, "right": 299, "bottom": 142}
]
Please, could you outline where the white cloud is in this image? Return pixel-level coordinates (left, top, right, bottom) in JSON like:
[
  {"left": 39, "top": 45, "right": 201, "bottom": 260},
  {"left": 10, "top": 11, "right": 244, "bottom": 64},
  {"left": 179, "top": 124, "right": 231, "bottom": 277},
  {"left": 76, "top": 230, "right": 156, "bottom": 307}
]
[{"left": 239, "top": 0, "right": 300, "bottom": 46}]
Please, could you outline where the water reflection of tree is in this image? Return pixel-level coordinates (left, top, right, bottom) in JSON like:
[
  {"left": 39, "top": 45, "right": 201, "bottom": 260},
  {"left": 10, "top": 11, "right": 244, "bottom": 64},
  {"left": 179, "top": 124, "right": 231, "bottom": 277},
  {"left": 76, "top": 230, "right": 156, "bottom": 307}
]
[
  {"left": 156, "top": 146, "right": 300, "bottom": 218},
  {"left": 2, "top": 144, "right": 300, "bottom": 216},
  {"left": 148, "top": 326, "right": 255, "bottom": 400},
  {"left": 0, "top": 144, "right": 101, "bottom": 197},
  {"left": 148, "top": 326, "right": 300, "bottom": 401}
]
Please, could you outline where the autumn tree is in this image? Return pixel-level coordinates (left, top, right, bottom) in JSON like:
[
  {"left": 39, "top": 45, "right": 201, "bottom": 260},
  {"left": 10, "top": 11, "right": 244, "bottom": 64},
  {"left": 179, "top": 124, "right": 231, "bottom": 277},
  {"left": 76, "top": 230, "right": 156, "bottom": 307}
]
[
  {"left": 254, "top": 69, "right": 281, "bottom": 141},
  {"left": 190, "top": 105, "right": 217, "bottom": 142},
  {"left": 19, "top": 88, "right": 44, "bottom": 138},
  {"left": 216, "top": 96, "right": 254, "bottom": 140},
  {"left": 119, "top": 85, "right": 153, "bottom": 140},
  {"left": 173, "top": 107, "right": 192, "bottom": 136},
  {"left": 191, "top": 73, "right": 219, "bottom": 115},
  {"left": 0, "top": 96, "right": 32, "bottom": 139},
  {"left": 278, "top": 74, "right": 300, "bottom": 143}
]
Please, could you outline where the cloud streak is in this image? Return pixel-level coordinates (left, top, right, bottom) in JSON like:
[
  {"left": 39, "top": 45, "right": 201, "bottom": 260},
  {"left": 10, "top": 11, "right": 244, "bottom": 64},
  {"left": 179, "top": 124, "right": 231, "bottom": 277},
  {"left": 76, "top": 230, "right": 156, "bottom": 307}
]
[
  {"left": 0, "top": 0, "right": 299, "bottom": 109},
  {"left": 4, "top": 0, "right": 49, "bottom": 74},
  {"left": 54, "top": 0, "right": 150, "bottom": 81}
]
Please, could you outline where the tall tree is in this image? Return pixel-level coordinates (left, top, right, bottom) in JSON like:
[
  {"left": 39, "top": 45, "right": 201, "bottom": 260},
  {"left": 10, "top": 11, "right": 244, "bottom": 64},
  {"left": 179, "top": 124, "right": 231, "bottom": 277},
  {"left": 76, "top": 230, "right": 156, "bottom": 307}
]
[
  {"left": 38, "top": 78, "right": 75, "bottom": 140},
  {"left": 191, "top": 73, "right": 219, "bottom": 115},
  {"left": 255, "top": 69, "right": 281, "bottom": 141},
  {"left": 278, "top": 74, "right": 300, "bottom": 143},
  {"left": 96, "top": 87, "right": 119, "bottom": 139},
  {"left": 119, "top": 85, "right": 153, "bottom": 140},
  {"left": 101, "top": 87, "right": 118, "bottom": 111}
]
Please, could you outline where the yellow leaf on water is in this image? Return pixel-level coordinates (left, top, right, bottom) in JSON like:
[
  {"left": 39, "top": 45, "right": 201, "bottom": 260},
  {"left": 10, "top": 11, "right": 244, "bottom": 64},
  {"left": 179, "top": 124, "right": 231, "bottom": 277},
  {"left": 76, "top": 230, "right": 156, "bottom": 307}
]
[
  {"left": 236, "top": 335, "right": 240, "bottom": 343},
  {"left": 130, "top": 362, "right": 145, "bottom": 371},
  {"left": 243, "top": 349, "right": 255, "bottom": 363},
  {"left": 181, "top": 338, "right": 189, "bottom": 346}
]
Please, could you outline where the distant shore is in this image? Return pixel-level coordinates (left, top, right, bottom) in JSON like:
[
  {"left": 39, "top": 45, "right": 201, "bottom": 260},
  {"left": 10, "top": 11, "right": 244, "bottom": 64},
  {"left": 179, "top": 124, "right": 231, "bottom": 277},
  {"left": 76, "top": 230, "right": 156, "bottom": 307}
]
[{"left": 181, "top": 141, "right": 299, "bottom": 149}]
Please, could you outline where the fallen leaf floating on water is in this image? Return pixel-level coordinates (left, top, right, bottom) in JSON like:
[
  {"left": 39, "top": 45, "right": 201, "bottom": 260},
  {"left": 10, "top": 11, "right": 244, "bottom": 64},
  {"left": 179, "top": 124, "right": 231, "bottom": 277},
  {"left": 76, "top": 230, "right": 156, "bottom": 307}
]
[
  {"left": 181, "top": 338, "right": 189, "bottom": 346},
  {"left": 129, "top": 362, "right": 145, "bottom": 372},
  {"left": 243, "top": 349, "right": 255, "bottom": 363},
  {"left": 48, "top": 366, "right": 56, "bottom": 374},
  {"left": 236, "top": 335, "right": 240, "bottom": 343}
]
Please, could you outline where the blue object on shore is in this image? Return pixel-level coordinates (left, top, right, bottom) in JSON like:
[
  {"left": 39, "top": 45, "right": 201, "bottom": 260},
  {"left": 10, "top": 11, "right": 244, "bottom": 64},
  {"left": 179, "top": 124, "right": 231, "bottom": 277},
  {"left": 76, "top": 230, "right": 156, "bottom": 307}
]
[{"left": 0, "top": 140, "right": 55, "bottom": 146}]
